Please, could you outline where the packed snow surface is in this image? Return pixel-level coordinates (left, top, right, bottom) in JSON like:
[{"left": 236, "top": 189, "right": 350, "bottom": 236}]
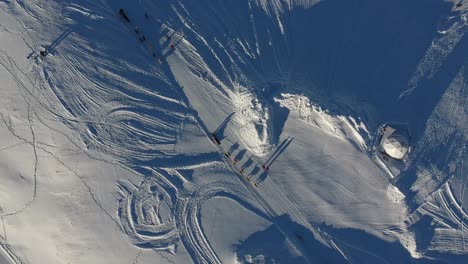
[{"left": 0, "top": 0, "right": 467, "bottom": 263}]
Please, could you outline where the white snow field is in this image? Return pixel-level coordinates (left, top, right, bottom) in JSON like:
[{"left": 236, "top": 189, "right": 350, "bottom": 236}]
[{"left": 0, "top": 0, "right": 467, "bottom": 263}]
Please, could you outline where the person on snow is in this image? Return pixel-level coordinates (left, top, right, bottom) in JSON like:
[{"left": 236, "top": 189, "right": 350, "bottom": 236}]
[
  {"left": 40, "top": 47, "right": 48, "bottom": 57},
  {"left": 119, "top": 9, "right": 130, "bottom": 22}
]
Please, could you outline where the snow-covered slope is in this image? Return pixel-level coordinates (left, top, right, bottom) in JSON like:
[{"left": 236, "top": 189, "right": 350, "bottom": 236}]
[{"left": 0, "top": 0, "right": 467, "bottom": 263}]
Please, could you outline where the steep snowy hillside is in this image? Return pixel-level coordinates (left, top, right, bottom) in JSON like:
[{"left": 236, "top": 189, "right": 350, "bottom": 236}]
[{"left": 0, "top": 0, "right": 467, "bottom": 263}]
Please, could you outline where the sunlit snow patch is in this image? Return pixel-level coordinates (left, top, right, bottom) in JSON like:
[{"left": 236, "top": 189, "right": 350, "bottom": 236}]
[
  {"left": 229, "top": 88, "right": 271, "bottom": 156},
  {"left": 274, "top": 93, "right": 370, "bottom": 151}
]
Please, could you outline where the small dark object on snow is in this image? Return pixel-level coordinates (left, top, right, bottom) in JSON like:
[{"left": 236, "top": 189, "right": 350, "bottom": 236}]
[
  {"left": 170, "top": 44, "right": 175, "bottom": 49},
  {"left": 39, "top": 48, "right": 48, "bottom": 57},
  {"left": 119, "top": 9, "right": 130, "bottom": 22},
  {"left": 456, "top": 3, "right": 462, "bottom": 8},
  {"left": 165, "top": 35, "right": 171, "bottom": 40},
  {"left": 140, "top": 36, "right": 146, "bottom": 42},
  {"left": 144, "top": 13, "right": 149, "bottom": 19},
  {"left": 295, "top": 233, "right": 304, "bottom": 242},
  {"left": 134, "top": 26, "right": 139, "bottom": 33},
  {"left": 211, "top": 133, "right": 221, "bottom": 145}
]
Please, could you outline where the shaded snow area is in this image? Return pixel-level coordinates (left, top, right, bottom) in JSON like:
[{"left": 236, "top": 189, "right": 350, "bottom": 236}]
[{"left": 0, "top": 0, "right": 467, "bottom": 263}]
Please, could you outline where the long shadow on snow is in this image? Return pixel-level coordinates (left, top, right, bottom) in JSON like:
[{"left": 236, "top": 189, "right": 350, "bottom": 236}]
[
  {"left": 51, "top": 3, "right": 191, "bottom": 162},
  {"left": 319, "top": 222, "right": 462, "bottom": 264},
  {"left": 236, "top": 214, "right": 346, "bottom": 263},
  {"left": 213, "top": 112, "right": 235, "bottom": 140},
  {"left": 264, "top": 136, "right": 293, "bottom": 168},
  {"left": 256, "top": 171, "right": 268, "bottom": 184},
  {"left": 171, "top": 0, "right": 452, "bottom": 139},
  {"left": 45, "top": 29, "right": 72, "bottom": 55},
  {"left": 105, "top": 2, "right": 227, "bottom": 177},
  {"left": 112, "top": 0, "right": 293, "bottom": 147},
  {"left": 234, "top": 149, "right": 247, "bottom": 162},
  {"left": 396, "top": 39, "right": 468, "bottom": 210},
  {"left": 112, "top": 0, "right": 454, "bottom": 148},
  {"left": 103, "top": 0, "right": 462, "bottom": 262}
]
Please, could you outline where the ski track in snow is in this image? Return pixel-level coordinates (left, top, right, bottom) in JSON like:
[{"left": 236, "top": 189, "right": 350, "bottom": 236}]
[
  {"left": 1, "top": 0, "right": 468, "bottom": 263},
  {"left": 3, "top": 1, "right": 274, "bottom": 262},
  {"left": 117, "top": 167, "right": 268, "bottom": 263},
  {"left": 413, "top": 176, "right": 468, "bottom": 254},
  {"left": 0, "top": 110, "right": 37, "bottom": 217}
]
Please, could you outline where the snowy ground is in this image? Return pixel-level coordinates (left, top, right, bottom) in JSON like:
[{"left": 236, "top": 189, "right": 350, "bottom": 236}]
[{"left": 0, "top": 0, "right": 467, "bottom": 263}]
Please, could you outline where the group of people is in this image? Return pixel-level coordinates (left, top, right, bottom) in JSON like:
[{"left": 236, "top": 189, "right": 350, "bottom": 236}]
[{"left": 119, "top": 8, "right": 175, "bottom": 64}]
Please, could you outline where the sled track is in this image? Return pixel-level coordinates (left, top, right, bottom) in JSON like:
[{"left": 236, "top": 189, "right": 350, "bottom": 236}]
[
  {"left": 117, "top": 171, "right": 179, "bottom": 252},
  {"left": 117, "top": 167, "right": 268, "bottom": 263},
  {"left": 175, "top": 180, "right": 269, "bottom": 264}
]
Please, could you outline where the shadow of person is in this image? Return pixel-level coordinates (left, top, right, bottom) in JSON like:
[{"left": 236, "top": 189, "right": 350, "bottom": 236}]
[
  {"left": 250, "top": 165, "right": 260, "bottom": 176},
  {"left": 229, "top": 142, "right": 240, "bottom": 153},
  {"left": 257, "top": 171, "right": 268, "bottom": 183},
  {"left": 242, "top": 157, "right": 254, "bottom": 169},
  {"left": 235, "top": 149, "right": 247, "bottom": 161}
]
